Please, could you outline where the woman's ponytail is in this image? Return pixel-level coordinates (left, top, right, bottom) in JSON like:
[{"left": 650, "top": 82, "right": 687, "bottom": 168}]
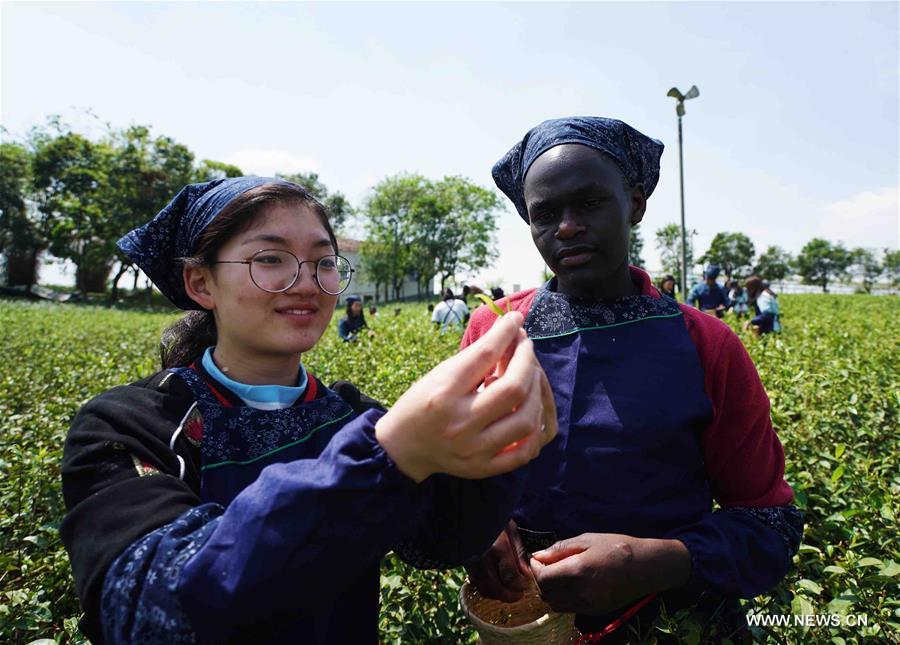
[{"left": 160, "top": 310, "right": 218, "bottom": 368}]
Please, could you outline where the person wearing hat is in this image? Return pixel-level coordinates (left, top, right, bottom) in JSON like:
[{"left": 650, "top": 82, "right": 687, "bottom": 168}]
[
  {"left": 461, "top": 118, "right": 801, "bottom": 640},
  {"left": 688, "top": 264, "right": 731, "bottom": 317},
  {"left": 59, "top": 177, "right": 558, "bottom": 643},
  {"left": 338, "top": 294, "right": 368, "bottom": 341}
]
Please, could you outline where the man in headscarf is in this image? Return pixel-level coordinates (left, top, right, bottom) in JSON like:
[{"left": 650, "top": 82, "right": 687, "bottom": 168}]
[
  {"left": 461, "top": 117, "right": 801, "bottom": 641},
  {"left": 688, "top": 264, "right": 731, "bottom": 317}
]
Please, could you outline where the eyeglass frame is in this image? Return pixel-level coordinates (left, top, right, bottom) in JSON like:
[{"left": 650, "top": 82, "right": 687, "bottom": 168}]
[{"left": 210, "top": 248, "right": 355, "bottom": 296}]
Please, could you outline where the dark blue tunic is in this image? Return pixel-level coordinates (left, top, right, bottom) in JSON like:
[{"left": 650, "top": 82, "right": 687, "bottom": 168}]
[
  {"left": 87, "top": 363, "right": 521, "bottom": 644},
  {"left": 517, "top": 289, "right": 713, "bottom": 541},
  {"left": 688, "top": 281, "right": 730, "bottom": 310}
]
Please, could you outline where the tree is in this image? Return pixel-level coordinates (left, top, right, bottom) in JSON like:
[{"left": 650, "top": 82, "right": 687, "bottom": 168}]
[
  {"left": 194, "top": 159, "right": 243, "bottom": 182},
  {"left": 30, "top": 127, "right": 115, "bottom": 293},
  {"left": 361, "top": 173, "right": 500, "bottom": 300},
  {"left": 794, "top": 238, "right": 852, "bottom": 293},
  {"left": 277, "top": 172, "right": 354, "bottom": 232},
  {"left": 883, "top": 249, "right": 900, "bottom": 289},
  {"left": 431, "top": 176, "right": 500, "bottom": 290},
  {"left": 0, "top": 141, "right": 41, "bottom": 288},
  {"left": 629, "top": 225, "right": 644, "bottom": 269},
  {"left": 849, "top": 248, "right": 882, "bottom": 294},
  {"left": 753, "top": 246, "right": 793, "bottom": 286},
  {"left": 105, "top": 125, "right": 196, "bottom": 299},
  {"left": 655, "top": 223, "right": 695, "bottom": 288},
  {"left": 362, "top": 174, "right": 426, "bottom": 300},
  {"left": 699, "top": 232, "right": 755, "bottom": 281}
]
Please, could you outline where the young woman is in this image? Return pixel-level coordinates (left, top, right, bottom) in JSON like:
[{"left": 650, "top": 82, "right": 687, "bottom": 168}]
[
  {"left": 60, "top": 177, "right": 557, "bottom": 644},
  {"left": 657, "top": 274, "right": 677, "bottom": 300},
  {"left": 744, "top": 275, "right": 782, "bottom": 335},
  {"left": 338, "top": 294, "right": 367, "bottom": 341}
]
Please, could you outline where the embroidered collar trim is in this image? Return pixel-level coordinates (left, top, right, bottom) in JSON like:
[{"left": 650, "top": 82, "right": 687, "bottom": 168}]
[{"left": 524, "top": 279, "right": 682, "bottom": 340}]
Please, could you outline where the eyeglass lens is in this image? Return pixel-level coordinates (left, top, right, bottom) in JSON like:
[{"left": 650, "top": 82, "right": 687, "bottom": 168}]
[{"left": 249, "top": 250, "right": 352, "bottom": 295}]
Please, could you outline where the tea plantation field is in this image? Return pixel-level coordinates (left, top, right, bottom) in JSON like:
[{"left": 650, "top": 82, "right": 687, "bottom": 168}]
[{"left": 1, "top": 294, "right": 897, "bottom": 643}]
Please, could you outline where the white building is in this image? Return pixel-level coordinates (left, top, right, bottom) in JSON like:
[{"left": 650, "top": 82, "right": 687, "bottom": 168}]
[{"left": 336, "top": 237, "right": 420, "bottom": 305}]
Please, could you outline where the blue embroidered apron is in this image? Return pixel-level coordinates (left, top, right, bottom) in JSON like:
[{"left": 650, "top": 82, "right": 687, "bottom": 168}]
[
  {"left": 169, "top": 366, "right": 356, "bottom": 506},
  {"left": 515, "top": 286, "right": 714, "bottom": 545}
]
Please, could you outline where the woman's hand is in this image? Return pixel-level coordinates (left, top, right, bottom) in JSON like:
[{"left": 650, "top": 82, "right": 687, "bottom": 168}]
[
  {"left": 375, "top": 311, "right": 557, "bottom": 483},
  {"left": 528, "top": 533, "right": 691, "bottom": 615},
  {"left": 466, "top": 521, "right": 533, "bottom": 602}
]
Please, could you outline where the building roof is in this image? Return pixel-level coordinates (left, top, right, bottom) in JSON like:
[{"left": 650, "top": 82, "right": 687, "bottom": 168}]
[{"left": 337, "top": 237, "right": 361, "bottom": 253}]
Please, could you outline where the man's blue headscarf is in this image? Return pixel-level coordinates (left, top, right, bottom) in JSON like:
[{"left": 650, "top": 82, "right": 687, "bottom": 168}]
[
  {"left": 492, "top": 116, "right": 664, "bottom": 222},
  {"left": 117, "top": 176, "right": 294, "bottom": 310},
  {"left": 704, "top": 265, "right": 722, "bottom": 280}
]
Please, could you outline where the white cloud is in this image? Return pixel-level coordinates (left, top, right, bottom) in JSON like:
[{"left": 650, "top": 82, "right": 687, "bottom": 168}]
[
  {"left": 819, "top": 187, "right": 899, "bottom": 249},
  {"left": 223, "top": 149, "right": 320, "bottom": 177}
]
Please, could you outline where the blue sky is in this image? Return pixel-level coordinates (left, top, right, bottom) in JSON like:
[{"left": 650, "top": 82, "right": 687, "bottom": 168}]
[{"left": 2, "top": 1, "right": 897, "bottom": 290}]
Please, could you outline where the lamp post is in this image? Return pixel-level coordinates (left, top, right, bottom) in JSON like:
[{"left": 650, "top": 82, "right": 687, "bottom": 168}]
[{"left": 666, "top": 85, "right": 699, "bottom": 301}]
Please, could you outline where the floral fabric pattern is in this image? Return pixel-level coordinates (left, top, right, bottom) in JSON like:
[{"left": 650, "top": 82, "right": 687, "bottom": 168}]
[
  {"left": 726, "top": 505, "right": 804, "bottom": 558},
  {"left": 524, "top": 284, "right": 683, "bottom": 340},
  {"left": 171, "top": 367, "right": 354, "bottom": 470},
  {"left": 101, "top": 505, "right": 222, "bottom": 644}
]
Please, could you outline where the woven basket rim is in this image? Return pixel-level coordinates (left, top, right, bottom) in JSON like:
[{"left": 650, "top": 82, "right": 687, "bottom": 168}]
[{"left": 459, "top": 580, "right": 571, "bottom": 635}]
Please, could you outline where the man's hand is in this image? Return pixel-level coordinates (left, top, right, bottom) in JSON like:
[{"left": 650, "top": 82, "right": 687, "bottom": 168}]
[
  {"left": 529, "top": 533, "right": 691, "bottom": 615},
  {"left": 466, "top": 521, "right": 532, "bottom": 602}
]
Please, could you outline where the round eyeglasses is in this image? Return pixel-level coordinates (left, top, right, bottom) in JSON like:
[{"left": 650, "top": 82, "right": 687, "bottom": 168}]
[{"left": 212, "top": 249, "right": 354, "bottom": 295}]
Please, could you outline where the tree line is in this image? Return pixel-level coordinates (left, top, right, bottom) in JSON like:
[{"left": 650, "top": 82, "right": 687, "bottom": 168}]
[
  {"left": 2, "top": 117, "right": 896, "bottom": 299},
  {"left": 651, "top": 226, "right": 899, "bottom": 294},
  {"left": 0, "top": 117, "right": 497, "bottom": 301}
]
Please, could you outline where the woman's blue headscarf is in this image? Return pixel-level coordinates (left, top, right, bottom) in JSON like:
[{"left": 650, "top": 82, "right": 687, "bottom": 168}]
[
  {"left": 117, "top": 176, "right": 294, "bottom": 310},
  {"left": 492, "top": 116, "right": 664, "bottom": 222}
]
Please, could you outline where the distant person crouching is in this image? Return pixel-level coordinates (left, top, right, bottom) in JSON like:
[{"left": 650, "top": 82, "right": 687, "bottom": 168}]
[
  {"left": 338, "top": 295, "right": 367, "bottom": 341},
  {"left": 728, "top": 280, "right": 749, "bottom": 318},
  {"left": 744, "top": 276, "right": 781, "bottom": 335}
]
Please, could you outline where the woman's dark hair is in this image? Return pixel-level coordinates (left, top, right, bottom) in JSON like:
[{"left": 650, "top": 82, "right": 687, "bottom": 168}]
[
  {"left": 160, "top": 182, "right": 337, "bottom": 368},
  {"left": 657, "top": 274, "right": 676, "bottom": 294},
  {"left": 345, "top": 299, "right": 365, "bottom": 320},
  {"left": 745, "top": 275, "right": 771, "bottom": 301}
]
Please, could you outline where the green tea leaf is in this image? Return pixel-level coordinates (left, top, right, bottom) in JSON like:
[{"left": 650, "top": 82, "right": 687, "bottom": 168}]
[
  {"left": 473, "top": 294, "right": 505, "bottom": 317},
  {"left": 856, "top": 557, "right": 884, "bottom": 568},
  {"left": 878, "top": 560, "right": 900, "bottom": 577}
]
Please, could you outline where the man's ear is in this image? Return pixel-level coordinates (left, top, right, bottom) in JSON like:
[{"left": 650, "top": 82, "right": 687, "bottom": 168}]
[
  {"left": 630, "top": 184, "right": 647, "bottom": 227},
  {"left": 183, "top": 264, "right": 216, "bottom": 311}
]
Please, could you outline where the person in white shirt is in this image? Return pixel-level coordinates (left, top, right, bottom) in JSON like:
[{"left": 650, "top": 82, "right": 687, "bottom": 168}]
[{"left": 432, "top": 288, "right": 469, "bottom": 330}]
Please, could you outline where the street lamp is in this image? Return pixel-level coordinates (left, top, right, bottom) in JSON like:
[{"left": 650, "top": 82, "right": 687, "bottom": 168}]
[{"left": 666, "top": 84, "right": 699, "bottom": 301}]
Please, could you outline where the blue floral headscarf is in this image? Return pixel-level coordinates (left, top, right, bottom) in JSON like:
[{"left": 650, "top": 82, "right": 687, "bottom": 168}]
[
  {"left": 492, "top": 116, "right": 664, "bottom": 222},
  {"left": 117, "top": 176, "right": 293, "bottom": 310}
]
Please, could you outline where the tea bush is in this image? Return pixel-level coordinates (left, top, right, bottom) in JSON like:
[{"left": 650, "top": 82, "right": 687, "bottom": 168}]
[{"left": 0, "top": 295, "right": 897, "bottom": 643}]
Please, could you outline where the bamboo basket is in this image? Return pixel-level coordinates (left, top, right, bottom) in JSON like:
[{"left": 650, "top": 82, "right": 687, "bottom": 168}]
[{"left": 460, "top": 580, "right": 576, "bottom": 645}]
